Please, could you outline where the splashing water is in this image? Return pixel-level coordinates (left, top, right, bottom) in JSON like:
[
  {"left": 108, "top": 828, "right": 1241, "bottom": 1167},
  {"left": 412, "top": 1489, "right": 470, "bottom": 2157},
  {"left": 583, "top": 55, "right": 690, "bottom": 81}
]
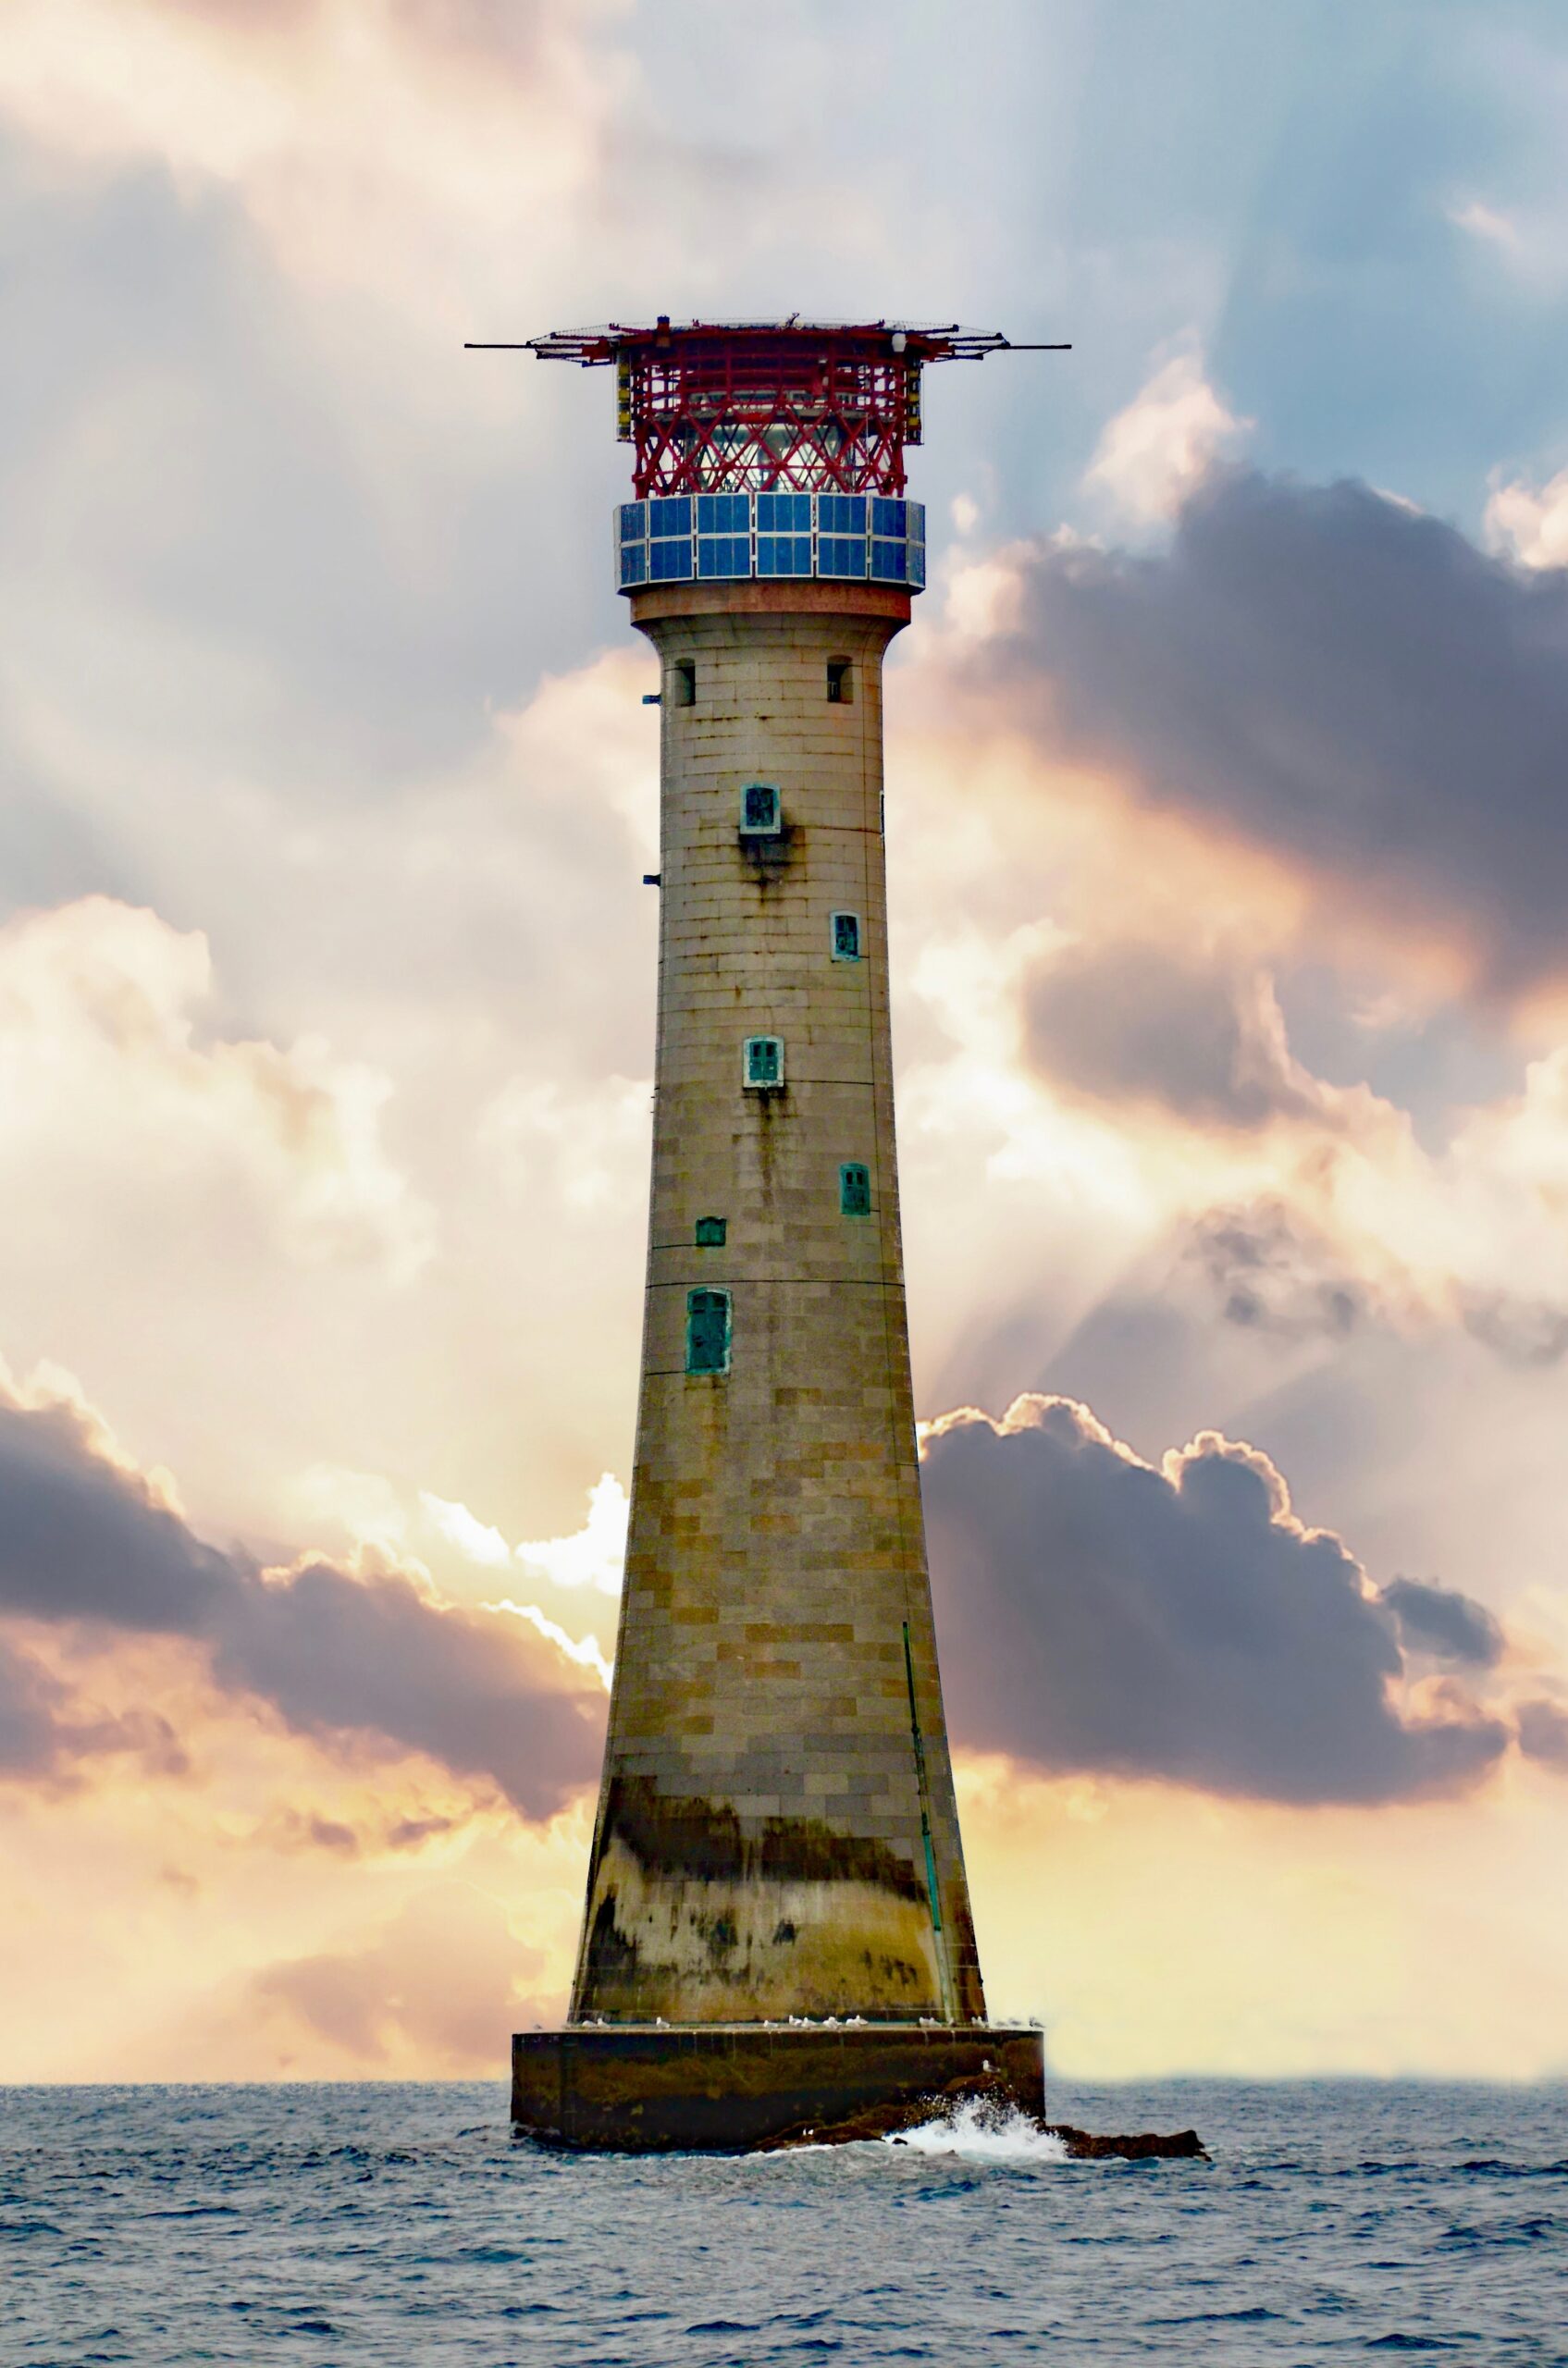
[{"left": 882, "top": 2098, "right": 1070, "bottom": 2162}]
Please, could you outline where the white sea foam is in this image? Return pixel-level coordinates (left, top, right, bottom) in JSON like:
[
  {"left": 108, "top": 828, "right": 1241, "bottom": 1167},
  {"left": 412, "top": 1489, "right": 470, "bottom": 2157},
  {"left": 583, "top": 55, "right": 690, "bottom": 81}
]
[{"left": 882, "top": 2100, "right": 1069, "bottom": 2163}]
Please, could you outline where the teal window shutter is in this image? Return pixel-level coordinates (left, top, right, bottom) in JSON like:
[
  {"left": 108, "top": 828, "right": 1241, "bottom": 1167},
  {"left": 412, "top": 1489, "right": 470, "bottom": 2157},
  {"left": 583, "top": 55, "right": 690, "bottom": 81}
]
[
  {"left": 686, "top": 1289, "right": 732, "bottom": 1375},
  {"left": 694, "top": 1215, "right": 726, "bottom": 1247},
  {"left": 744, "top": 1035, "right": 784, "bottom": 1090},
  {"left": 840, "top": 1163, "right": 871, "bottom": 1217}
]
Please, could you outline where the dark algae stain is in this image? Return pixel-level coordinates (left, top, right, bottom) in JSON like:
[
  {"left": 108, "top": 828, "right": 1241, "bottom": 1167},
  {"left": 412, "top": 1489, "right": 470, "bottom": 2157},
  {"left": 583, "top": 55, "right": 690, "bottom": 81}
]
[{"left": 596, "top": 1773, "right": 926, "bottom": 1899}]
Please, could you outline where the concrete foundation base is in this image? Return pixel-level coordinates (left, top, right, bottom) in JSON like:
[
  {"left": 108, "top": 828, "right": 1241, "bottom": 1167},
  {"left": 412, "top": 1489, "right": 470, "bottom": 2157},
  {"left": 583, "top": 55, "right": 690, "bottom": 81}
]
[{"left": 511, "top": 2022, "right": 1043, "bottom": 2153}]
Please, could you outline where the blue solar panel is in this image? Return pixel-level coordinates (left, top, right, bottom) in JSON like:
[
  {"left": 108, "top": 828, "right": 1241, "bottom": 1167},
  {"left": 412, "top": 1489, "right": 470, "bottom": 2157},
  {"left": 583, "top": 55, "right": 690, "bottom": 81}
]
[
  {"left": 818, "top": 495, "right": 868, "bottom": 536},
  {"left": 819, "top": 536, "right": 867, "bottom": 578},
  {"left": 697, "top": 536, "right": 750, "bottom": 577},
  {"left": 757, "top": 492, "right": 811, "bottom": 533},
  {"left": 615, "top": 493, "right": 927, "bottom": 596},
  {"left": 757, "top": 535, "right": 812, "bottom": 575},
  {"left": 697, "top": 494, "right": 749, "bottom": 535}
]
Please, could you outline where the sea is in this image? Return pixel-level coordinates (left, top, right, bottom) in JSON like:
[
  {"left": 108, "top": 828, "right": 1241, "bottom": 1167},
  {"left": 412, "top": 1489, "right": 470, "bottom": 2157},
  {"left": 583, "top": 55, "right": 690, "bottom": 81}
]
[{"left": 3, "top": 2079, "right": 1564, "bottom": 2365}]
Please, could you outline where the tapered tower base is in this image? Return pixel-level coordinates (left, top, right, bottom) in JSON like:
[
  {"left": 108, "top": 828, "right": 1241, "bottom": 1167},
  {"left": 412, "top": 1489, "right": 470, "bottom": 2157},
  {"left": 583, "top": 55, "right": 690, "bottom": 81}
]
[{"left": 512, "top": 2023, "right": 1043, "bottom": 2153}]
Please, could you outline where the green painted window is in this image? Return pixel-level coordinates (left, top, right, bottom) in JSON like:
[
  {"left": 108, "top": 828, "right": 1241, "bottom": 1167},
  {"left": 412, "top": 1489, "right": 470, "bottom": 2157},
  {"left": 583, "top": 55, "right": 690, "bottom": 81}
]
[
  {"left": 740, "top": 782, "right": 782, "bottom": 836},
  {"left": 744, "top": 1035, "right": 784, "bottom": 1091},
  {"left": 831, "top": 911, "right": 861, "bottom": 961},
  {"left": 840, "top": 1162, "right": 872, "bottom": 1216},
  {"left": 694, "top": 1215, "right": 726, "bottom": 1247},
  {"left": 686, "top": 1288, "right": 731, "bottom": 1375}
]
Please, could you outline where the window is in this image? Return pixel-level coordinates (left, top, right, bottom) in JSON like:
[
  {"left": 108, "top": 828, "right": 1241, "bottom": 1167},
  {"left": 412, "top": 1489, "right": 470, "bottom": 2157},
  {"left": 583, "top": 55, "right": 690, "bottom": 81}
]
[
  {"left": 869, "top": 540, "right": 907, "bottom": 583},
  {"left": 739, "top": 782, "right": 782, "bottom": 836},
  {"left": 669, "top": 660, "right": 696, "bottom": 708},
  {"left": 685, "top": 1288, "right": 731, "bottom": 1375},
  {"left": 840, "top": 1163, "right": 872, "bottom": 1217},
  {"left": 744, "top": 1035, "right": 784, "bottom": 1091},
  {"left": 694, "top": 1215, "right": 726, "bottom": 1247},
  {"left": 827, "top": 658, "right": 854, "bottom": 703},
  {"left": 831, "top": 911, "right": 861, "bottom": 961}
]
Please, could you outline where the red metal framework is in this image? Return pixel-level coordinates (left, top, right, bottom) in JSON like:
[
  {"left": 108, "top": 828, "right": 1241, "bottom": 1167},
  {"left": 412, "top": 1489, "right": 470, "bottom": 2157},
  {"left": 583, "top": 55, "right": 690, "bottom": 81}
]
[{"left": 468, "top": 318, "right": 1067, "bottom": 496}]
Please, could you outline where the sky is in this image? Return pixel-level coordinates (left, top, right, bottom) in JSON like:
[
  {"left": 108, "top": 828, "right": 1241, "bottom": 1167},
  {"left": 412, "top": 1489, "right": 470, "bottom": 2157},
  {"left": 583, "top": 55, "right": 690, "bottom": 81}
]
[{"left": 3, "top": 0, "right": 1568, "bottom": 2084}]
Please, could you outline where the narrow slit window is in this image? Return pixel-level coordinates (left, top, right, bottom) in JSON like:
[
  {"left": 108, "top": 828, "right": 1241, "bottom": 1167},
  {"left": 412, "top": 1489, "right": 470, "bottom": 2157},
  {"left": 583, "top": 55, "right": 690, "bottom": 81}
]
[
  {"left": 744, "top": 1035, "right": 784, "bottom": 1091},
  {"left": 827, "top": 658, "right": 854, "bottom": 703},
  {"left": 669, "top": 660, "right": 696, "bottom": 708},
  {"left": 831, "top": 911, "right": 861, "bottom": 962},
  {"left": 739, "top": 782, "right": 782, "bottom": 836},
  {"left": 694, "top": 1215, "right": 726, "bottom": 1247},
  {"left": 685, "top": 1288, "right": 731, "bottom": 1375},
  {"left": 840, "top": 1162, "right": 872, "bottom": 1217}
]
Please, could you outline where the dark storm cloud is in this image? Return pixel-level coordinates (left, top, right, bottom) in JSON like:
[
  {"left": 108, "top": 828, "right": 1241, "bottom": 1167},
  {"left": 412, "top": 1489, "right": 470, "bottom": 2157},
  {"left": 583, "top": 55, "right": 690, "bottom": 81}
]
[
  {"left": 1380, "top": 1577, "right": 1504, "bottom": 1670},
  {"left": 960, "top": 470, "right": 1568, "bottom": 991},
  {"left": 0, "top": 1394, "right": 604, "bottom": 1816},
  {"left": 1020, "top": 939, "right": 1320, "bottom": 1128},
  {"left": 922, "top": 1395, "right": 1509, "bottom": 1804}
]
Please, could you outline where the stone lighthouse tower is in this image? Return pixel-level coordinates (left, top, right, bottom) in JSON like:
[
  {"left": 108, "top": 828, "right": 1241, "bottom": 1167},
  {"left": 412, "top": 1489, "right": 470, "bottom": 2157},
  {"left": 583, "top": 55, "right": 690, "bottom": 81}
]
[{"left": 494, "top": 318, "right": 1052, "bottom": 2148}]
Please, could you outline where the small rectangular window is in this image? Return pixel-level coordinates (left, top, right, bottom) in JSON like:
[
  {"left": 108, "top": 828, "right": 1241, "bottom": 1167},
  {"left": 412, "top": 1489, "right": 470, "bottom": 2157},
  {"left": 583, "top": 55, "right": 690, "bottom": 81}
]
[
  {"left": 669, "top": 660, "right": 696, "bottom": 707},
  {"left": 831, "top": 911, "right": 861, "bottom": 961},
  {"left": 739, "top": 782, "right": 782, "bottom": 836},
  {"left": 827, "top": 659, "right": 854, "bottom": 703},
  {"left": 840, "top": 1163, "right": 872, "bottom": 1217},
  {"left": 694, "top": 1215, "right": 726, "bottom": 1247},
  {"left": 744, "top": 1035, "right": 784, "bottom": 1091},
  {"left": 686, "top": 1288, "right": 731, "bottom": 1375}
]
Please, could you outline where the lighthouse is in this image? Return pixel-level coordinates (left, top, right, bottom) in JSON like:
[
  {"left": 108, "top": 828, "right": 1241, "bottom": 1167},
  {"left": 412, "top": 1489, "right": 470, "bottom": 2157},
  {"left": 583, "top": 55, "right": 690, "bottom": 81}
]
[{"left": 491, "top": 318, "right": 1056, "bottom": 2148}]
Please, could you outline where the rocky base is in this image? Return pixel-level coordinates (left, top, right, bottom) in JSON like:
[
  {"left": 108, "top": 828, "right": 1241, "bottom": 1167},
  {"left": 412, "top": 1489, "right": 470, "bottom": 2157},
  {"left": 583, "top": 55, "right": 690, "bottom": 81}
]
[{"left": 512, "top": 2022, "right": 1043, "bottom": 2153}]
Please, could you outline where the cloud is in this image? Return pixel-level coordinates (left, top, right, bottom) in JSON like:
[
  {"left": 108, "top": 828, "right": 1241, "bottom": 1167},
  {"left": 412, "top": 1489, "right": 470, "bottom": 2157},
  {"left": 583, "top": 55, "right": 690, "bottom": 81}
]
[
  {"left": 1515, "top": 1698, "right": 1568, "bottom": 1770},
  {"left": 1447, "top": 197, "right": 1523, "bottom": 254},
  {"left": 1021, "top": 936, "right": 1323, "bottom": 1129},
  {"left": 1485, "top": 463, "right": 1568, "bottom": 571},
  {"left": 0, "top": 1632, "right": 187, "bottom": 1783},
  {"left": 0, "top": 897, "right": 432, "bottom": 1280},
  {"left": 922, "top": 1394, "right": 1511, "bottom": 1804},
  {"left": 242, "top": 1881, "right": 555, "bottom": 2073},
  {"left": 1082, "top": 340, "right": 1252, "bottom": 526},
  {"left": 0, "top": 1369, "right": 604, "bottom": 1816},
  {"left": 1381, "top": 1578, "right": 1505, "bottom": 1669},
  {"left": 946, "top": 468, "right": 1568, "bottom": 993}
]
